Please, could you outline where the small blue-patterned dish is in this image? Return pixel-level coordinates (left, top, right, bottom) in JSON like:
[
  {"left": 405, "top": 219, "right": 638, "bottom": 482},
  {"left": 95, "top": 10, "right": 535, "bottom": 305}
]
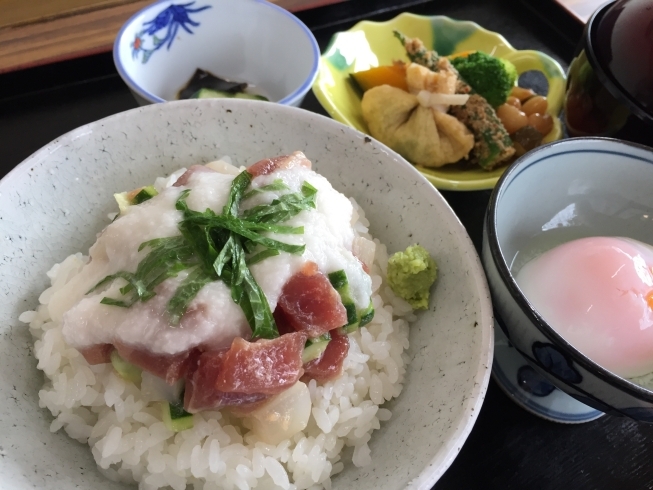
[
  {"left": 113, "top": 0, "right": 319, "bottom": 106},
  {"left": 482, "top": 137, "right": 653, "bottom": 423},
  {"left": 492, "top": 321, "right": 604, "bottom": 424}
]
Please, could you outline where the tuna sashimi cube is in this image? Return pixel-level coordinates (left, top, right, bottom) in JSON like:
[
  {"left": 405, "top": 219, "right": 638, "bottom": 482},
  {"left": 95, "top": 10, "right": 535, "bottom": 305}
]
[
  {"left": 215, "top": 332, "right": 307, "bottom": 395},
  {"left": 80, "top": 344, "right": 114, "bottom": 365},
  {"left": 277, "top": 263, "right": 348, "bottom": 338},
  {"left": 247, "top": 151, "right": 311, "bottom": 177},
  {"left": 184, "top": 350, "right": 268, "bottom": 413},
  {"left": 173, "top": 165, "right": 217, "bottom": 187},
  {"left": 114, "top": 341, "right": 198, "bottom": 385}
]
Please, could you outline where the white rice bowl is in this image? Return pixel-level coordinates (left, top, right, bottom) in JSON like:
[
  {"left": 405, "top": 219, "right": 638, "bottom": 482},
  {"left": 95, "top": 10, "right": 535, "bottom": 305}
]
[
  {"left": 0, "top": 100, "right": 493, "bottom": 490},
  {"left": 25, "top": 184, "right": 414, "bottom": 490}
]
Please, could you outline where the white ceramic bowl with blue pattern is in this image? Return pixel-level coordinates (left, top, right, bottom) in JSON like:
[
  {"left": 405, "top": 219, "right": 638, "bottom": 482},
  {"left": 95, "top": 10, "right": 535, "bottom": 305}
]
[
  {"left": 113, "top": 0, "right": 319, "bottom": 106},
  {"left": 482, "top": 137, "right": 653, "bottom": 422}
]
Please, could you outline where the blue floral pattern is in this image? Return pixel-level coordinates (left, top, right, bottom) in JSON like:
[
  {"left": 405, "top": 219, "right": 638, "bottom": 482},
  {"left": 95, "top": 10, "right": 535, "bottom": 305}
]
[
  {"left": 532, "top": 342, "right": 583, "bottom": 384},
  {"left": 517, "top": 365, "right": 556, "bottom": 397},
  {"left": 131, "top": 2, "right": 211, "bottom": 64}
]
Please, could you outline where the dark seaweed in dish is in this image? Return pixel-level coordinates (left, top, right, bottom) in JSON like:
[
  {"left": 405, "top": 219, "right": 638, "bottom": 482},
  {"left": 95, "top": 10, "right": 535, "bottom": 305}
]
[{"left": 178, "top": 69, "right": 247, "bottom": 99}]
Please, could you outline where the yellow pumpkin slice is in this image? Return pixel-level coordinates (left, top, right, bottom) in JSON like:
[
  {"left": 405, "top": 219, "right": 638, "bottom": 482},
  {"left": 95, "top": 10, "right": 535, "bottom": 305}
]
[{"left": 351, "top": 64, "right": 408, "bottom": 92}]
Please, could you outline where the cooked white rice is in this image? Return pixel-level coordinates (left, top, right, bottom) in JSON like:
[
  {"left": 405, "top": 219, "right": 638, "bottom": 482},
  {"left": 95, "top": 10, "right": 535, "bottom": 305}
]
[{"left": 21, "top": 176, "right": 416, "bottom": 490}]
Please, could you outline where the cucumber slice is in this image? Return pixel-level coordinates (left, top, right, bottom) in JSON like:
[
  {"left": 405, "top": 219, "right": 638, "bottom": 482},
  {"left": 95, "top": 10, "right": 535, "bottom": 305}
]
[
  {"left": 110, "top": 350, "right": 142, "bottom": 383},
  {"left": 178, "top": 69, "right": 247, "bottom": 99},
  {"left": 328, "top": 269, "right": 359, "bottom": 328},
  {"left": 329, "top": 270, "right": 375, "bottom": 333},
  {"left": 113, "top": 185, "right": 158, "bottom": 214},
  {"left": 342, "top": 301, "right": 375, "bottom": 334},
  {"left": 328, "top": 270, "right": 348, "bottom": 290},
  {"left": 359, "top": 300, "right": 375, "bottom": 328},
  {"left": 132, "top": 185, "right": 158, "bottom": 204},
  {"left": 191, "top": 88, "right": 235, "bottom": 99},
  {"left": 344, "top": 303, "right": 358, "bottom": 326},
  {"left": 191, "top": 88, "right": 269, "bottom": 101},
  {"left": 306, "top": 332, "right": 331, "bottom": 347},
  {"left": 113, "top": 192, "right": 131, "bottom": 214},
  {"left": 302, "top": 338, "right": 330, "bottom": 364},
  {"left": 234, "top": 92, "right": 269, "bottom": 101},
  {"left": 162, "top": 400, "right": 194, "bottom": 432}
]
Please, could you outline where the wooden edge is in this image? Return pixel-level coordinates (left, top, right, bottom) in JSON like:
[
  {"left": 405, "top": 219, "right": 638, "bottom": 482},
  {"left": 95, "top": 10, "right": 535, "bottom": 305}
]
[
  {"left": 0, "top": 0, "right": 150, "bottom": 74},
  {"left": 0, "top": 0, "right": 346, "bottom": 74},
  {"left": 0, "top": 0, "right": 144, "bottom": 30},
  {"left": 553, "top": 0, "right": 602, "bottom": 24}
]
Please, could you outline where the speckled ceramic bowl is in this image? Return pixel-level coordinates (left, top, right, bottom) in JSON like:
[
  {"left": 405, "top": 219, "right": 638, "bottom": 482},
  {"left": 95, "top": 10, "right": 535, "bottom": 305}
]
[
  {"left": 114, "top": 0, "right": 319, "bottom": 106},
  {"left": 0, "top": 100, "right": 492, "bottom": 489},
  {"left": 482, "top": 137, "right": 653, "bottom": 422}
]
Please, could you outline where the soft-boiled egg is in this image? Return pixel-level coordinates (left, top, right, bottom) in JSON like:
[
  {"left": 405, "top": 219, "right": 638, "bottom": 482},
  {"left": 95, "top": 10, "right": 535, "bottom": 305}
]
[{"left": 515, "top": 236, "right": 653, "bottom": 378}]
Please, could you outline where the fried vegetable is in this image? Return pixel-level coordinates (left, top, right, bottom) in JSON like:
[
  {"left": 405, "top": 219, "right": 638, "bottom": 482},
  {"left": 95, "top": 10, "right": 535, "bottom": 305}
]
[
  {"left": 449, "top": 94, "right": 515, "bottom": 168},
  {"left": 361, "top": 85, "right": 474, "bottom": 168},
  {"left": 394, "top": 30, "right": 440, "bottom": 70},
  {"left": 450, "top": 51, "right": 518, "bottom": 108},
  {"left": 351, "top": 64, "right": 408, "bottom": 92},
  {"left": 394, "top": 31, "right": 515, "bottom": 169}
]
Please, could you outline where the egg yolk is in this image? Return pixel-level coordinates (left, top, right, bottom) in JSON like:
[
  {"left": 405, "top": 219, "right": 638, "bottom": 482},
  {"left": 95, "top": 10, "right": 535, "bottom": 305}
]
[{"left": 515, "top": 236, "right": 653, "bottom": 378}]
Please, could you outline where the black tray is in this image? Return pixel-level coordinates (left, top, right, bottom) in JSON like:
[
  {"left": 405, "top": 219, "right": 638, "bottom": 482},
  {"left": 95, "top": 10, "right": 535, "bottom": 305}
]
[{"left": 2, "top": 0, "right": 653, "bottom": 488}]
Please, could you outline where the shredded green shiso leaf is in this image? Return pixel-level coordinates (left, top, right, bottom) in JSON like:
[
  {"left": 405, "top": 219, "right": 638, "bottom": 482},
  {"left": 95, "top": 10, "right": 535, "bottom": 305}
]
[{"left": 89, "top": 171, "right": 318, "bottom": 339}]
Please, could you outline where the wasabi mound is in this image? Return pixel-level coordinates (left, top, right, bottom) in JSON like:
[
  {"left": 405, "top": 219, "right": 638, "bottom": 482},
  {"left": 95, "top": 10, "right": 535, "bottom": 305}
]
[{"left": 387, "top": 244, "right": 437, "bottom": 309}]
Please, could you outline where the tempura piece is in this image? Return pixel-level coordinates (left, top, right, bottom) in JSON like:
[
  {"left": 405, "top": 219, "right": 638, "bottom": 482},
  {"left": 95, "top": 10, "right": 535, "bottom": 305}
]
[
  {"left": 449, "top": 93, "right": 516, "bottom": 169},
  {"left": 361, "top": 85, "right": 474, "bottom": 168},
  {"left": 405, "top": 63, "right": 457, "bottom": 95}
]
